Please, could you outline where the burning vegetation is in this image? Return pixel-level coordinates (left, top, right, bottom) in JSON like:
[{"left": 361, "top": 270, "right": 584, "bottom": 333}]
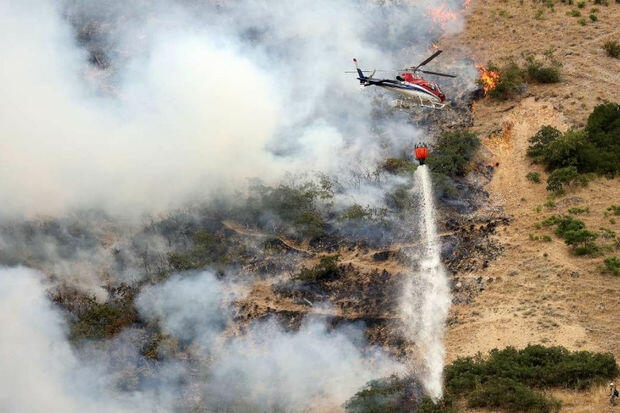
[{"left": 476, "top": 64, "right": 500, "bottom": 95}]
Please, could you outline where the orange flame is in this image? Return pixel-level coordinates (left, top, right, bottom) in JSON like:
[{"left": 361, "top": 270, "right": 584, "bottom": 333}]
[
  {"left": 426, "top": 2, "right": 458, "bottom": 28},
  {"left": 476, "top": 64, "right": 500, "bottom": 95},
  {"left": 463, "top": 0, "right": 472, "bottom": 9}
]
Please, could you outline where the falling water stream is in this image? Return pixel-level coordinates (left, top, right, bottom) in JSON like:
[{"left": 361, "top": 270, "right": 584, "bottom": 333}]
[{"left": 401, "top": 164, "right": 451, "bottom": 400}]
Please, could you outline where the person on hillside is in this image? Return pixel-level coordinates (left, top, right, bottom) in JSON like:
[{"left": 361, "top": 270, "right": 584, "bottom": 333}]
[{"left": 610, "top": 382, "right": 619, "bottom": 406}]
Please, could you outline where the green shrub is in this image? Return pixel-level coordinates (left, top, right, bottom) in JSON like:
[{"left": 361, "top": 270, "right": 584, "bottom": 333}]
[
  {"left": 603, "top": 256, "right": 620, "bottom": 275},
  {"left": 486, "top": 61, "right": 526, "bottom": 100},
  {"left": 568, "top": 206, "right": 589, "bottom": 214},
  {"left": 573, "top": 241, "right": 601, "bottom": 256},
  {"left": 445, "top": 345, "right": 620, "bottom": 393},
  {"left": 577, "top": 1, "right": 586, "bottom": 8},
  {"left": 593, "top": 0, "right": 609, "bottom": 4},
  {"left": 341, "top": 204, "right": 371, "bottom": 220},
  {"left": 578, "top": 18, "right": 587, "bottom": 25},
  {"left": 344, "top": 375, "right": 438, "bottom": 412},
  {"left": 168, "top": 229, "right": 230, "bottom": 271},
  {"left": 71, "top": 302, "right": 137, "bottom": 340},
  {"left": 527, "top": 104, "right": 620, "bottom": 177},
  {"left": 546, "top": 166, "right": 580, "bottom": 194},
  {"left": 294, "top": 254, "right": 341, "bottom": 283},
  {"left": 599, "top": 227, "right": 616, "bottom": 239},
  {"left": 608, "top": 205, "right": 620, "bottom": 216},
  {"left": 539, "top": 216, "right": 603, "bottom": 255},
  {"left": 589, "top": 13, "right": 598, "bottom": 21},
  {"left": 570, "top": 9, "right": 581, "bottom": 16},
  {"left": 603, "top": 41, "right": 620, "bottom": 58},
  {"left": 552, "top": 215, "right": 585, "bottom": 236},
  {"left": 427, "top": 130, "right": 480, "bottom": 177},
  {"left": 239, "top": 180, "right": 332, "bottom": 240},
  {"left": 542, "top": 129, "right": 587, "bottom": 171},
  {"left": 467, "top": 378, "right": 561, "bottom": 412},
  {"left": 382, "top": 158, "right": 417, "bottom": 174},
  {"left": 386, "top": 185, "right": 415, "bottom": 211},
  {"left": 526, "top": 172, "right": 542, "bottom": 183},
  {"left": 527, "top": 126, "right": 563, "bottom": 162},
  {"left": 525, "top": 55, "right": 561, "bottom": 83},
  {"left": 583, "top": 103, "right": 620, "bottom": 176}
]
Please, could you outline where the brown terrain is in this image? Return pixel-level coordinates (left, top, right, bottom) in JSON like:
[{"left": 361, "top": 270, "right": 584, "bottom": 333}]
[
  {"left": 441, "top": 0, "right": 620, "bottom": 411},
  {"left": 225, "top": 2, "right": 620, "bottom": 410}
]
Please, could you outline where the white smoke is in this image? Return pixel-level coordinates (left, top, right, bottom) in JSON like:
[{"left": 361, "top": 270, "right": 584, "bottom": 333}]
[
  {"left": 0, "top": 0, "right": 473, "bottom": 407},
  {"left": 135, "top": 271, "right": 404, "bottom": 411},
  {"left": 0, "top": 266, "right": 171, "bottom": 413},
  {"left": 0, "top": 0, "right": 471, "bottom": 219},
  {"left": 0, "top": 0, "right": 280, "bottom": 218},
  {"left": 0, "top": 267, "right": 403, "bottom": 411}
]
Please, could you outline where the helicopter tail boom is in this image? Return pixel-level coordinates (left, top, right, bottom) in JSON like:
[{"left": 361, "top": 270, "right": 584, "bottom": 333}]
[{"left": 353, "top": 58, "right": 367, "bottom": 85}]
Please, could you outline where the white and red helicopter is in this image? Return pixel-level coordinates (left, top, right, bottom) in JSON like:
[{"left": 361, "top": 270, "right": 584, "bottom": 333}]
[{"left": 349, "top": 50, "right": 456, "bottom": 109}]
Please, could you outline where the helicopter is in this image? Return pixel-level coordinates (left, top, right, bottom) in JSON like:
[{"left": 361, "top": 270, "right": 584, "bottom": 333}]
[{"left": 348, "top": 50, "right": 456, "bottom": 109}]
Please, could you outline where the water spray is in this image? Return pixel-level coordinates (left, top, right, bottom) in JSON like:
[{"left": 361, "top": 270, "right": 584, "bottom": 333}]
[{"left": 401, "top": 164, "right": 451, "bottom": 400}]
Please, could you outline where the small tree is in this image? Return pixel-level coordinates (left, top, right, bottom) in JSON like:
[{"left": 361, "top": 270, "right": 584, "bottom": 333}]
[
  {"left": 546, "top": 166, "right": 581, "bottom": 194},
  {"left": 427, "top": 130, "right": 480, "bottom": 177},
  {"left": 527, "top": 126, "right": 563, "bottom": 162}
]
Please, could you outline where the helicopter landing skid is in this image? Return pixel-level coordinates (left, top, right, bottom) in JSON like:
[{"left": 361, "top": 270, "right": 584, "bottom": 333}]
[{"left": 390, "top": 98, "right": 445, "bottom": 110}]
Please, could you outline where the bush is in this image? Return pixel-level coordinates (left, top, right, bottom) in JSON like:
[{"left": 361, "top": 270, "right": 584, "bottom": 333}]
[
  {"left": 573, "top": 241, "right": 601, "bottom": 256},
  {"left": 583, "top": 103, "right": 620, "bottom": 176},
  {"left": 294, "top": 254, "right": 341, "bottom": 283},
  {"left": 486, "top": 61, "right": 526, "bottom": 100},
  {"left": 604, "top": 41, "right": 620, "bottom": 58},
  {"left": 382, "top": 158, "right": 417, "bottom": 174},
  {"left": 525, "top": 55, "right": 561, "bottom": 83},
  {"left": 344, "top": 375, "right": 434, "bottom": 412},
  {"left": 526, "top": 172, "right": 542, "bottom": 183},
  {"left": 568, "top": 206, "right": 589, "bottom": 214},
  {"left": 603, "top": 256, "right": 620, "bottom": 275},
  {"left": 546, "top": 166, "right": 581, "bottom": 194},
  {"left": 467, "top": 378, "right": 561, "bottom": 412},
  {"left": 527, "top": 104, "right": 620, "bottom": 177},
  {"left": 608, "top": 205, "right": 620, "bottom": 216},
  {"left": 168, "top": 229, "right": 230, "bottom": 271},
  {"left": 239, "top": 180, "right": 332, "bottom": 241},
  {"left": 527, "top": 126, "right": 563, "bottom": 162},
  {"left": 427, "top": 130, "right": 480, "bottom": 177},
  {"left": 71, "top": 301, "right": 138, "bottom": 340},
  {"left": 542, "top": 129, "right": 587, "bottom": 171},
  {"left": 445, "top": 345, "right": 620, "bottom": 393}
]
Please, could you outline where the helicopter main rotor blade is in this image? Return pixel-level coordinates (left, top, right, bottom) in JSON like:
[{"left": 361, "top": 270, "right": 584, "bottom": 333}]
[
  {"left": 345, "top": 70, "right": 398, "bottom": 73},
  {"left": 413, "top": 50, "right": 443, "bottom": 71},
  {"left": 420, "top": 69, "right": 456, "bottom": 78}
]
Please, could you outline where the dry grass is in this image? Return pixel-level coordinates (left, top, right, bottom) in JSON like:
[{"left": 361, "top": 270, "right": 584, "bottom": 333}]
[{"left": 442, "top": 1, "right": 620, "bottom": 410}]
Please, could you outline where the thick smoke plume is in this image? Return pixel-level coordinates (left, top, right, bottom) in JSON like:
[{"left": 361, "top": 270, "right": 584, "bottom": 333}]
[
  {"left": 1, "top": 0, "right": 470, "bottom": 218},
  {"left": 0, "top": 0, "right": 472, "bottom": 409},
  {"left": 0, "top": 268, "right": 401, "bottom": 412}
]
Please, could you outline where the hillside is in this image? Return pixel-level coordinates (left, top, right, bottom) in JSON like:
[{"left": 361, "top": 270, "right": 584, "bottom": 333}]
[
  {"left": 1, "top": 0, "right": 619, "bottom": 412},
  {"left": 443, "top": 0, "right": 620, "bottom": 411}
]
